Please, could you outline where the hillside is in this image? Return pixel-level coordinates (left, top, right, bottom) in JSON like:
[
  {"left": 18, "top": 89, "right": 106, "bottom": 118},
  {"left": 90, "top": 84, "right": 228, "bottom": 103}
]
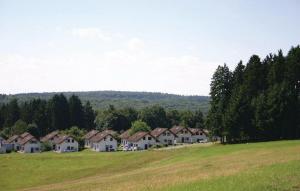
[
  {"left": 0, "top": 91, "right": 210, "bottom": 113},
  {"left": 0, "top": 141, "right": 300, "bottom": 191}
]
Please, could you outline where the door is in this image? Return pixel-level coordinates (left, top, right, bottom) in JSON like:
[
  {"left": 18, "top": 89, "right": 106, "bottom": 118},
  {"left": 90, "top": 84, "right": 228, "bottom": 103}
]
[
  {"left": 144, "top": 144, "right": 148, "bottom": 150},
  {"left": 31, "top": 148, "right": 34, "bottom": 153},
  {"left": 181, "top": 137, "right": 184, "bottom": 143},
  {"left": 105, "top": 145, "right": 109, "bottom": 151}
]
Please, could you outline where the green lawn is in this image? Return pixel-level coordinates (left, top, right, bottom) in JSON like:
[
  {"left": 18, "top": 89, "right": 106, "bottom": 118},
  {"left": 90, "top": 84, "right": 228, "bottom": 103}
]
[{"left": 1, "top": 140, "right": 300, "bottom": 191}]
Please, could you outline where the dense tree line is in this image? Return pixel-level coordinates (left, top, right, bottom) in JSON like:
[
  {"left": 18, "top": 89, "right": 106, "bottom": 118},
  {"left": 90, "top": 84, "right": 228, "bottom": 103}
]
[
  {"left": 95, "top": 105, "right": 204, "bottom": 132},
  {"left": 207, "top": 46, "right": 300, "bottom": 143},
  {"left": 0, "top": 94, "right": 96, "bottom": 138},
  {"left": 0, "top": 93, "right": 205, "bottom": 138}
]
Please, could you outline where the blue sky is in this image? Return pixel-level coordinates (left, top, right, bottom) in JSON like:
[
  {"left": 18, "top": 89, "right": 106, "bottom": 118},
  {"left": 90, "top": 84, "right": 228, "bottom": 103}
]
[{"left": 0, "top": 0, "right": 299, "bottom": 95}]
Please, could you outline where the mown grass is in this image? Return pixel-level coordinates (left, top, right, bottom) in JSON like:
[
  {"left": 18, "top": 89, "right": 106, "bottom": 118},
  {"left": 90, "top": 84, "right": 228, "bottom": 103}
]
[{"left": 0, "top": 140, "right": 300, "bottom": 191}]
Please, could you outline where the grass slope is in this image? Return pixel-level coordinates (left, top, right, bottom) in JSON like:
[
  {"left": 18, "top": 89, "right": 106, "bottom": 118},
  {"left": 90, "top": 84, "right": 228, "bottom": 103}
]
[{"left": 0, "top": 140, "right": 300, "bottom": 191}]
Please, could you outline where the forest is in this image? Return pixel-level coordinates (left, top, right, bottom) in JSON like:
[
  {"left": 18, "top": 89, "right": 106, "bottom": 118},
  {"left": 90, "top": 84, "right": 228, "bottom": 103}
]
[
  {"left": 207, "top": 46, "right": 300, "bottom": 142},
  {"left": 0, "top": 94, "right": 204, "bottom": 139}
]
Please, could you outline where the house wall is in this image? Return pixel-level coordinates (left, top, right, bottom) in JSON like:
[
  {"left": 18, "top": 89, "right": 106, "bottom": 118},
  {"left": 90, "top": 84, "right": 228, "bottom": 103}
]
[
  {"left": 131, "top": 135, "right": 156, "bottom": 150},
  {"left": 55, "top": 138, "right": 78, "bottom": 153},
  {"left": 0, "top": 142, "right": 6, "bottom": 153},
  {"left": 156, "top": 131, "right": 176, "bottom": 145},
  {"left": 21, "top": 142, "right": 41, "bottom": 153},
  {"left": 92, "top": 135, "right": 117, "bottom": 152},
  {"left": 175, "top": 130, "right": 192, "bottom": 143}
]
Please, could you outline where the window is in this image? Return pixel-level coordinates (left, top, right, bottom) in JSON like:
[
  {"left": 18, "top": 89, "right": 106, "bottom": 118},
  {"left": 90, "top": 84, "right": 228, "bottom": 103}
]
[
  {"left": 104, "top": 138, "right": 106, "bottom": 141},
  {"left": 164, "top": 139, "right": 167, "bottom": 143},
  {"left": 72, "top": 139, "right": 74, "bottom": 143},
  {"left": 200, "top": 133, "right": 203, "bottom": 135},
  {"left": 67, "top": 146, "right": 70, "bottom": 150},
  {"left": 110, "top": 138, "right": 113, "bottom": 141},
  {"left": 143, "top": 137, "right": 146, "bottom": 140},
  {"left": 163, "top": 132, "right": 166, "bottom": 136},
  {"left": 148, "top": 137, "right": 152, "bottom": 140}
]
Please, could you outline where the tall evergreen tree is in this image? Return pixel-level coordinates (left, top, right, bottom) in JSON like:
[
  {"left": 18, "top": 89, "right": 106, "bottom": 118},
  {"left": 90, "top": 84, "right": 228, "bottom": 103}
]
[{"left": 69, "top": 95, "right": 84, "bottom": 128}]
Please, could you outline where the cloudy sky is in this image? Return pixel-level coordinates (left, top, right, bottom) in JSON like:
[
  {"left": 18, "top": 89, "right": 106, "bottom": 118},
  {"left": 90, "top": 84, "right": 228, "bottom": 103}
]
[{"left": 0, "top": 0, "right": 299, "bottom": 95}]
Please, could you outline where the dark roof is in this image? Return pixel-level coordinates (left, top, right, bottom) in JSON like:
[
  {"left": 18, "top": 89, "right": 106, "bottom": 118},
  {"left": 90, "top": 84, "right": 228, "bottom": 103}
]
[
  {"left": 90, "top": 132, "right": 113, "bottom": 143},
  {"left": 151, "top": 128, "right": 175, "bottom": 138},
  {"left": 19, "top": 134, "right": 38, "bottom": 145},
  {"left": 20, "top": 132, "right": 31, "bottom": 138},
  {"left": 53, "top": 135, "right": 74, "bottom": 144},
  {"left": 83, "top": 130, "right": 99, "bottom": 140},
  {"left": 40, "top": 131, "right": 59, "bottom": 142},
  {"left": 127, "top": 131, "right": 155, "bottom": 142},
  {"left": 119, "top": 129, "right": 131, "bottom": 139},
  {"left": 6, "top": 135, "right": 20, "bottom": 143},
  {"left": 169, "top": 126, "right": 192, "bottom": 135}
]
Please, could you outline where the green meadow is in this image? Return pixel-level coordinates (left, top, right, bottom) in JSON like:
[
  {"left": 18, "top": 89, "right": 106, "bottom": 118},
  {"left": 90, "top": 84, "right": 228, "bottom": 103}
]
[{"left": 1, "top": 140, "right": 300, "bottom": 191}]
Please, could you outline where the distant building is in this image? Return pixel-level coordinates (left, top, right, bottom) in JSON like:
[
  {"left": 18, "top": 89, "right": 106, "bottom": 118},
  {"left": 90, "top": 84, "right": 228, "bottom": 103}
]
[
  {"left": 188, "top": 128, "right": 208, "bottom": 143},
  {"left": 170, "top": 126, "right": 193, "bottom": 144},
  {"left": 83, "top": 130, "right": 99, "bottom": 148},
  {"left": 18, "top": 134, "right": 41, "bottom": 153},
  {"left": 126, "top": 131, "right": 157, "bottom": 151},
  {"left": 90, "top": 132, "right": 117, "bottom": 152},
  {"left": 151, "top": 128, "right": 176, "bottom": 145},
  {"left": 40, "top": 131, "right": 60, "bottom": 150},
  {"left": 53, "top": 135, "right": 78, "bottom": 153}
]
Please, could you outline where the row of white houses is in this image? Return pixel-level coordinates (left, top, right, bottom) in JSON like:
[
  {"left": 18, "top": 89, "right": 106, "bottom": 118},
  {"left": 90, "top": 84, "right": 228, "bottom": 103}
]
[
  {"left": 118, "top": 126, "right": 208, "bottom": 151},
  {"left": 0, "top": 126, "right": 208, "bottom": 154},
  {"left": 0, "top": 131, "right": 79, "bottom": 153}
]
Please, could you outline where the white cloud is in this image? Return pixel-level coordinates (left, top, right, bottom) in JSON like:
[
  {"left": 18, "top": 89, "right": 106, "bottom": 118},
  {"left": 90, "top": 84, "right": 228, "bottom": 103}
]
[
  {"left": 127, "top": 38, "right": 145, "bottom": 52},
  {"left": 71, "top": 27, "right": 112, "bottom": 41}
]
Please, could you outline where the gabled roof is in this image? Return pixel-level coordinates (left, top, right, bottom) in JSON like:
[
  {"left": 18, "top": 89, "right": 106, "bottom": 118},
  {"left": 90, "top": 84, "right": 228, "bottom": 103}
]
[
  {"left": 6, "top": 135, "right": 20, "bottom": 143},
  {"left": 83, "top": 130, "right": 99, "bottom": 140},
  {"left": 102, "top": 129, "right": 117, "bottom": 135},
  {"left": 127, "top": 131, "right": 155, "bottom": 142},
  {"left": 40, "top": 131, "right": 59, "bottom": 142},
  {"left": 19, "top": 134, "right": 39, "bottom": 145},
  {"left": 119, "top": 129, "right": 131, "bottom": 139},
  {"left": 151, "top": 128, "right": 176, "bottom": 138},
  {"left": 169, "top": 126, "right": 192, "bottom": 135},
  {"left": 90, "top": 132, "right": 113, "bottom": 143},
  {"left": 53, "top": 135, "right": 75, "bottom": 144},
  {"left": 188, "top": 128, "right": 207, "bottom": 135},
  {"left": 20, "top": 132, "right": 31, "bottom": 139}
]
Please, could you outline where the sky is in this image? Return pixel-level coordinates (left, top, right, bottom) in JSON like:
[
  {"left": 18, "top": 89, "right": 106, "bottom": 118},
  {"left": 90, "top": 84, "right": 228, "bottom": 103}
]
[{"left": 0, "top": 0, "right": 299, "bottom": 96}]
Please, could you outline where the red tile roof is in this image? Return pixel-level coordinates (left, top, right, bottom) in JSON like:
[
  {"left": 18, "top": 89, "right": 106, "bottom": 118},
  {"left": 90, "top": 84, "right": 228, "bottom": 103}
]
[
  {"left": 20, "top": 132, "right": 31, "bottom": 139},
  {"left": 6, "top": 135, "right": 20, "bottom": 143},
  {"left": 127, "top": 131, "right": 155, "bottom": 142},
  {"left": 53, "top": 135, "right": 74, "bottom": 144},
  {"left": 188, "top": 128, "right": 207, "bottom": 135},
  {"left": 40, "top": 131, "right": 59, "bottom": 142},
  {"left": 19, "top": 134, "right": 38, "bottom": 145},
  {"left": 90, "top": 132, "right": 113, "bottom": 143},
  {"left": 151, "top": 128, "right": 176, "bottom": 138},
  {"left": 83, "top": 130, "right": 99, "bottom": 140},
  {"left": 119, "top": 129, "right": 131, "bottom": 139},
  {"left": 169, "top": 126, "right": 192, "bottom": 135}
]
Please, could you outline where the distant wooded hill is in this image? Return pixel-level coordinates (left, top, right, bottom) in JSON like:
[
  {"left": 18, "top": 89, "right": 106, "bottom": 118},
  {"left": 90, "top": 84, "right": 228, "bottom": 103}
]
[{"left": 0, "top": 91, "right": 210, "bottom": 113}]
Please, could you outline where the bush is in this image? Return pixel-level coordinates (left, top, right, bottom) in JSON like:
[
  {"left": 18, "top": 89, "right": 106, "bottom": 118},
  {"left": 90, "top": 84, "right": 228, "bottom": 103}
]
[{"left": 41, "top": 142, "right": 52, "bottom": 151}]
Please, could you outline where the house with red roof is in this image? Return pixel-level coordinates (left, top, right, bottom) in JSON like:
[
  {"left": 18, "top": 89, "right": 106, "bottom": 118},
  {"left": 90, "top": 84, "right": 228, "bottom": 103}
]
[
  {"left": 53, "top": 135, "right": 78, "bottom": 153},
  {"left": 151, "top": 127, "right": 176, "bottom": 145},
  {"left": 18, "top": 133, "right": 41, "bottom": 153},
  {"left": 90, "top": 131, "right": 117, "bottom": 152}
]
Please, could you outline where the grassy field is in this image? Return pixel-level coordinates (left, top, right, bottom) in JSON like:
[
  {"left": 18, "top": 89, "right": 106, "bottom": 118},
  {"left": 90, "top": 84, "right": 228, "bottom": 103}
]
[{"left": 1, "top": 140, "right": 300, "bottom": 191}]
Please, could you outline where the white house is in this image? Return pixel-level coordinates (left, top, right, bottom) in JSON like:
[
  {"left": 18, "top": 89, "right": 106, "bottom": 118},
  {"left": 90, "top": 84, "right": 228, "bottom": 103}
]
[
  {"left": 53, "top": 135, "right": 78, "bottom": 153},
  {"left": 90, "top": 132, "right": 117, "bottom": 152},
  {"left": 170, "top": 126, "right": 193, "bottom": 144},
  {"left": 83, "top": 130, "right": 99, "bottom": 148},
  {"left": 126, "top": 131, "right": 157, "bottom": 151},
  {"left": 40, "top": 131, "right": 60, "bottom": 150},
  {"left": 189, "top": 128, "right": 208, "bottom": 143},
  {"left": 119, "top": 129, "right": 131, "bottom": 148},
  {"left": 6, "top": 135, "right": 21, "bottom": 151},
  {"left": 19, "top": 134, "right": 41, "bottom": 153},
  {"left": 151, "top": 128, "right": 176, "bottom": 145}
]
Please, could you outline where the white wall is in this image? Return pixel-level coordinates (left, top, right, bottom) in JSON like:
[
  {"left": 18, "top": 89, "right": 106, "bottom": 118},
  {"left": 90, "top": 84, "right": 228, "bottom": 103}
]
[
  {"left": 20, "top": 142, "right": 41, "bottom": 153},
  {"left": 131, "top": 135, "right": 156, "bottom": 150},
  {"left": 55, "top": 138, "right": 78, "bottom": 153},
  {"left": 175, "top": 130, "right": 192, "bottom": 143},
  {"left": 156, "top": 131, "right": 176, "bottom": 145},
  {"left": 92, "top": 135, "right": 117, "bottom": 152}
]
